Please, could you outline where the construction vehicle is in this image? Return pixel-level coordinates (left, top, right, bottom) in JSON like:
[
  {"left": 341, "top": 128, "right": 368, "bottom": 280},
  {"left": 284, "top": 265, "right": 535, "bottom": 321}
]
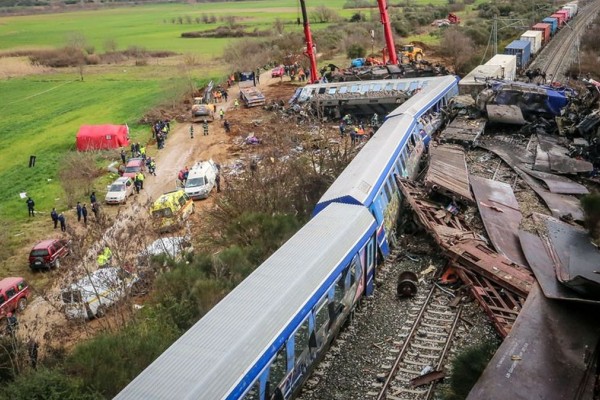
[
  {"left": 191, "top": 80, "right": 215, "bottom": 122},
  {"left": 238, "top": 72, "right": 265, "bottom": 107},
  {"left": 400, "top": 44, "right": 424, "bottom": 62},
  {"left": 299, "top": 0, "right": 319, "bottom": 83}
]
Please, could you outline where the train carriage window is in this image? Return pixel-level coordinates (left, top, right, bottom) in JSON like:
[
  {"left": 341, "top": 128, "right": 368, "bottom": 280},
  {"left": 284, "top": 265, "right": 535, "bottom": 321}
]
[
  {"left": 268, "top": 346, "right": 287, "bottom": 394},
  {"left": 396, "top": 83, "right": 407, "bottom": 91},
  {"left": 242, "top": 381, "right": 260, "bottom": 400},
  {"left": 328, "top": 87, "right": 337, "bottom": 95},
  {"left": 350, "top": 257, "right": 359, "bottom": 287},
  {"left": 318, "top": 87, "right": 327, "bottom": 94},
  {"left": 334, "top": 272, "right": 346, "bottom": 304},
  {"left": 315, "top": 298, "right": 329, "bottom": 333},
  {"left": 409, "top": 134, "right": 416, "bottom": 149},
  {"left": 359, "top": 84, "right": 369, "bottom": 94},
  {"left": 383, "top": 181, "right": 392, "bottom": 201},
  {"left": 350, "top": 85, "right": 359, "bottom": 93},
  {"left": 373, "top": 83, "right": 382, "bottom": 91},
  {"left": 339, "top": 86, "right": 348, "bottom": 94},
  {"left": 385, "top": 83, "right": 394, "bottom": 91},
  {"left": 387, "top": 176, "right": 397, "bottom": 192},
  {"left": 294, "top": 318, "right": 310, "bottom": 362},
  {"left": 409, "top": 81, "right": 419, "bottom": 91}
]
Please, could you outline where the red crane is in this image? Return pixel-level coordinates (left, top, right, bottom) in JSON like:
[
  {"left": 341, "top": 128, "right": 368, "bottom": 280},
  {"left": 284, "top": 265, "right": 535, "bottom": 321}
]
[
  {"left": 299, "top": 0, "right": 319, "bottom": 83},
  {"left": 377, "top": 0, "right": 398, "bottom": 65}
]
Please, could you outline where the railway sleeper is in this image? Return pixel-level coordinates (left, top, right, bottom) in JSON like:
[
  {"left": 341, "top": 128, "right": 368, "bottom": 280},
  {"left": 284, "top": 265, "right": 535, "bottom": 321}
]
[
  {"left": 421, "top": 320, "right": 453, "bottom": 327},
  {"left": 426, "top": 309, "right": 455, "bottom": 316},
  {"left": 403, "top": 358, "right": 432, "bottom": 367},
  {"left": 412, "top": 343, "right": 444, "bottom": 351},
  {"left": 407, "top": 350, "right": 439, "bottom": 359},
  {"left": 397, "top": 366, "right": 423, "bottom": 375},
  {"left": 412, "top": 336, "right": 447, "bottom": 344}
]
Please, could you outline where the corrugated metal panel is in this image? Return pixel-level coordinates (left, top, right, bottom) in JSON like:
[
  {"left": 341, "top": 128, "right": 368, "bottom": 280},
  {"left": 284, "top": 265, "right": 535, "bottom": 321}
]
[
  {"left": 316, "top": 114, "right": 415, "bottom": 209},
  {"left": 115, "top": 203, "right": 376, "bottom": 400},
  {"left": 459, "top": 65, "right": 503, "bottom": 86}
]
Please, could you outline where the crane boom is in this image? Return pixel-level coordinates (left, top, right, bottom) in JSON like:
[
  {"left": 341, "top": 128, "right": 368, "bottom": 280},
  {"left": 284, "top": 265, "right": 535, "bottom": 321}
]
[
  {"left": 377, "top": 0, "right": 398, "bottom": 65},
  {"left": 299, "top": 0, "right": 319, "bottom": 83}
]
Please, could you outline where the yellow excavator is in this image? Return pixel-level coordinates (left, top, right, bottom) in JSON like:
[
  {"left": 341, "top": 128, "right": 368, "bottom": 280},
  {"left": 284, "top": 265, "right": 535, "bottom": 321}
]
[{"left": 399, "top": 44, "right": 424, "bottom": 62}]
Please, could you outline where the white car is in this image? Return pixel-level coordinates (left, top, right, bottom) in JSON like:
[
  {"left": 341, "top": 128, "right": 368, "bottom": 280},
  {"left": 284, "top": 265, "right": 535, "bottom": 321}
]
[
  {"left": 184, "top": 160, "right": 218, "bottom": 200},
  {"left": 105, "top": 177, "right": 134, "bottom": 204}
]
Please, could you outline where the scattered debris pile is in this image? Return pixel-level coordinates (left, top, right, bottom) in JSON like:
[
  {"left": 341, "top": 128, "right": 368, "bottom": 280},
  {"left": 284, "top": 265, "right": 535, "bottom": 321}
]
[{"left": 398, "top": 80, "right": 600, "bottom": 396}]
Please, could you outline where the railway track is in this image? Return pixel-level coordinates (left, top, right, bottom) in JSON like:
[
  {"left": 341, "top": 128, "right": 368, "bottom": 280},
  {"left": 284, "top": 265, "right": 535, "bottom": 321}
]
[
  {"left": 535, "top": 0, "right": 600, "bottom": 80},
  {"left": 372, "top": 284, "right": 462, "bottom": 400}
]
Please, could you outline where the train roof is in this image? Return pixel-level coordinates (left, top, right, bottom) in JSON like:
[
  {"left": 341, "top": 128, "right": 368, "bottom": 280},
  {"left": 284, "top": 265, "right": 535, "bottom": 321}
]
[
  {"left": 386, "top": 75, "right": 458, "bottom": 120},
  {"left": 115, "top": 203, "right": 376, "bottom": 400},
  {"left": 314, "top": 113, "right": 416, "bottom": 213}
]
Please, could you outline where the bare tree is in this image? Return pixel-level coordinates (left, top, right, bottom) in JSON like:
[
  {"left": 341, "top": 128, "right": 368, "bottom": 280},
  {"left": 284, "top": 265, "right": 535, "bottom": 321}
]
[
  {"left": 273, "top": 18, "right": 285, "bottom": 35},
  {"left": 311, "top": 6, "right": 340, "bottom": 23},
  {"left": 439, "top": 27, "right": 476, "bottom": 74}
]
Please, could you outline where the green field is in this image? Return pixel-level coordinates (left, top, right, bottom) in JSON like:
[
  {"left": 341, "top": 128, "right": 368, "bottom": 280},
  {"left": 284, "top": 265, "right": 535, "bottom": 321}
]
[{"left": 0, "top": 0, "right": 456, "bottom": 274}]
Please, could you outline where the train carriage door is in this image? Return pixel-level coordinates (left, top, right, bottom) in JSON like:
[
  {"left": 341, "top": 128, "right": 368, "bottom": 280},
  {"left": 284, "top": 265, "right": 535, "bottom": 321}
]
[{"left": 365, "top": 236, "right": 376, "bottom": 296}]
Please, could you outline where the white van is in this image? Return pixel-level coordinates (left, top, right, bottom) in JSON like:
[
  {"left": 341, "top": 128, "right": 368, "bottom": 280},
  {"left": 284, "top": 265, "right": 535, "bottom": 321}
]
[
  {"left": 61, "top": 267, "right": 138, "bottom": 320},
  {"left": 184, "top": 160, "right": 218, "bottom": 200}
]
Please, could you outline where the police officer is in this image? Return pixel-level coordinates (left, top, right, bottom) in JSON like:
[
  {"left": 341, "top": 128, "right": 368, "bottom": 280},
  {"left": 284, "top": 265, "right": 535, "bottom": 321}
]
[
  {"left": 190, "top": 124, "right": 194, "bottom": 139},
  {"left": 51, "top": 208, "right": 59, "bottom": 229},
  {"left": 203, "top": 120, "right": 209, "bottom": 136},
  {"left": 136, "top": 172, "right": 145, "bottom": 190},
  {"left": 26, "top": 197, "right": 35, "bottom": 217}
]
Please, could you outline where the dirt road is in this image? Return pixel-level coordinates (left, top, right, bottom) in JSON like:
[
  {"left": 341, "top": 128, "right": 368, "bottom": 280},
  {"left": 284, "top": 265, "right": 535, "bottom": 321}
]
[{"left": 16, "top": 69, "right": 295, "bottom": 349}]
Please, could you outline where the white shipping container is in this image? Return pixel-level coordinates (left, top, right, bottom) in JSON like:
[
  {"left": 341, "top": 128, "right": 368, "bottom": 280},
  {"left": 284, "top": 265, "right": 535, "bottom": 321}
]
[
  {"left": 561, "top": 5, "right": 573, "bottom": 19},
  {"left": 484, "top": 54, "right": 517, "bottom": 81},
  {"left": 459, "top": 64, "right": 503, "bottom": 95},
  {"left": 565, "top": 3, "right": 578, "bottom": 14},
  {"left": 562, "top": 5, "right": 577, "bottom": 18},
  {"left": 521, "top": 30, "right": 543, "bottom": 55}
]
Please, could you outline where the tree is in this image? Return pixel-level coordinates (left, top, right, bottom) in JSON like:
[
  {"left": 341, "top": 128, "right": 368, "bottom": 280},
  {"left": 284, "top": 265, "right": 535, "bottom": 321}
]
[
  {"left": 311, "top": 6, "right": 340, "bottom": 23},
  {"left": 439, "top": 27, "right": 476, "bottom": 74},
  {"left": 347, "top": 43, "right": 366, "bottom": 59}
]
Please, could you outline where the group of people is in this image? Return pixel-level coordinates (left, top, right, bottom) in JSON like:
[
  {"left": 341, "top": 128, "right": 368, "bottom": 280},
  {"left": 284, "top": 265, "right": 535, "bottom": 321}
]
[
  {"left": 212, "top": 87, "right": 229, "bottom": 103},
  {"left": 153, "top": 120, "right": 171, "bottom": 150},
  {"left": 339, "top": 113, "right": 377, "bottom": 145},
  {"left": 29, "top": 189, "right": 101, "bottom": 233},
  {"left": 130, "top": 142, "right": 146, "bottom": 159},
  {"left": 284, "top": 63, "right": 309, "bottom": 82},
  {"left": 178, "top": 166, "right": 190, "bottom": 186}
]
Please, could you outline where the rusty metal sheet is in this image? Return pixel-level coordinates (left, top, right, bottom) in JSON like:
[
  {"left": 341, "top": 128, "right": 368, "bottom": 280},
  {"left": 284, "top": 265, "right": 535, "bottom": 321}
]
[
  {"left": 425, "top": 145, "right": 474, "bottom": 203},
  {"left": 548, "top": 152, "right": 594, "bottom": 174},
  {"left": 515, "top": 167, "right": 584, "bottom": 221},
  {"left": 478, "top": 139, "right": 588, "bottom": 194},
  {"left": 545, "top": 218, "right": 600, "bottom": 299},
  {"left": 470, "top": 175, "right": 529, "bottom": 268},
  {"left": 518, "top": 230, "right": 600, "bottom": 304},
  {"left": 467, "top": 284, "right": 600, "bottom": 400},
  {"left": 438, "top": 116, "right": 485, "bottom": 146},
  {"left": 534, "top": 144, "right": 551, "bottom": 172},
  {"left": 520, "top": 167, "right": 589, "bottom": 194},
  {"left": 450, "top": 240, "right": 534, "bottom": 298}
]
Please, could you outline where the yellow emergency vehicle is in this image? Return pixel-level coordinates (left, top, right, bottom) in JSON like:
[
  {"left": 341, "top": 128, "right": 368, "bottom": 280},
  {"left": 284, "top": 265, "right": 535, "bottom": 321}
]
[{"left": 150, "top": 189, "right": 194, "bottom": 232}]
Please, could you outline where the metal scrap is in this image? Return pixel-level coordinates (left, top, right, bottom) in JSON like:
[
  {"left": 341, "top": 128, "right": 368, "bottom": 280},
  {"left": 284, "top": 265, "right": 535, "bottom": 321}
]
[
  {"left": 437, "top": 116, "right": 486, "bottom": 147},
  {"left": 425, "top": 145, "right": 474, "bottom": 203},
  {"left": 470, "top": 175, "right": 529, "bottom": 268},
  {"left": 467, "top": 284, "right": 600, "bottom": 400}
]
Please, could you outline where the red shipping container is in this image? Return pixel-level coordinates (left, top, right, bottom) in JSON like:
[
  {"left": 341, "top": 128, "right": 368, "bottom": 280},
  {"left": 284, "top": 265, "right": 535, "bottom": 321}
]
[
  {"left": 532, "top": 23, "right": 551, "bottom": 44},
  {"left": 551, "top": 13, "right": 566, "bottom": 27},
  {"left": 556, "top": 9, "right": 570, "bottom": 22}
]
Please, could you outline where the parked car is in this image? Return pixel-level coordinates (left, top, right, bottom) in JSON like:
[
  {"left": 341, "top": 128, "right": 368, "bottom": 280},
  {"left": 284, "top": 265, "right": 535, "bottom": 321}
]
[
  {"left": 29, "top": 239, "right": 70, "bottom": 271},
  {"left": 122, "top": 157, "right": 145, "bottom": 178},
  {"left": 184, "top": 160, "right": 218, "bottom": 200},
  {"left": 105, "top": 176, "right": 135, "bottom": 204},
  {"left": 271, "top": 65, "right": 284, "bottom": 78},
  {"left": 0, "top": 277, "right": 30, "bottom": 319},
  {"left": 61, "top": 267, "right": 138, "bottom": 320}
]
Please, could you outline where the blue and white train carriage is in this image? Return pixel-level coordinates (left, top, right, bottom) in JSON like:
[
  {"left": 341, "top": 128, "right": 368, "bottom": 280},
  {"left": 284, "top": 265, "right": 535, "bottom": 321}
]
[
  {"left": 115, "top": 203, "right": 377, "bottom": 400},
  {"left": 313, "top": 75, "right": 459, "bottom": 290}
]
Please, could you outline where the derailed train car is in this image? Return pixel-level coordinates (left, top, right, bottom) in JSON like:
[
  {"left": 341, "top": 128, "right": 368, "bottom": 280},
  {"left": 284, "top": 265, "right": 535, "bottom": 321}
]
[{"left": 116, "top": 75, "right": 460, "bottom": 400}]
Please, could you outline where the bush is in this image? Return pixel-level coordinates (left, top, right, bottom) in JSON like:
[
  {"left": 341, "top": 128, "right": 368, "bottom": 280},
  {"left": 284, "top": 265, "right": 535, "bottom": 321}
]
[
  {"left": 347, "top": 43, "right": 366, "bottom": 59},
  {"left": 0, "top": 368, "right": 101, "bottom": 400},
  {"left": 67, "top": 319, "right": 179, "bottom": 397},
  {"left": 443, "top": 341, "right": 497, "bottom": 400}
]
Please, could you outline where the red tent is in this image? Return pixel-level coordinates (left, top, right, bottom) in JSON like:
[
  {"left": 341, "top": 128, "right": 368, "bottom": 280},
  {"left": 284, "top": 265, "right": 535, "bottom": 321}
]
[{"left": 76, "top": 124, "right": 129, "bottom": 151}]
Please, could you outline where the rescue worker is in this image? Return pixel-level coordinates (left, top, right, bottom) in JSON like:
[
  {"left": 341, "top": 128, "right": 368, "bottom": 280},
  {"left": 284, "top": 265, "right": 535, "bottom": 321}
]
[
  {"left": 51, "top": 208, "right": 59, "bottom": 229},
  {"left": 120, "top": 149, "right": 127, "bottom": 164},
  {"left": 219, "top": 109, "right": 225, "bottom": 120},
  {"left": 136, "top": 171, "right": 145, "bottom": 190},
  {"left": 203, "top": 120, "right": 209, "bottom": 136},
  {"left": 26, "top": 197, "right": 35, "bottom": 217},
  {"left": 149, "top": 158, "right": 157, "bottom": 176},
  {"left": 190, "top": 124, "right": 194, "bottom": 139},
  {"left": 234, "top": 99, "right": 240, "bottom": 109},
  {"left": 140, "top": 145, "right": 147, "bottom": 161},
  {"left": 97, "top": 251, "right": 108, "bottom": 267},
  {"left": 57, "top": 213, "right": 66, "bottom": 232},
  {"left": 76, "top": 202, "right": 82, "bottom": 222}
]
